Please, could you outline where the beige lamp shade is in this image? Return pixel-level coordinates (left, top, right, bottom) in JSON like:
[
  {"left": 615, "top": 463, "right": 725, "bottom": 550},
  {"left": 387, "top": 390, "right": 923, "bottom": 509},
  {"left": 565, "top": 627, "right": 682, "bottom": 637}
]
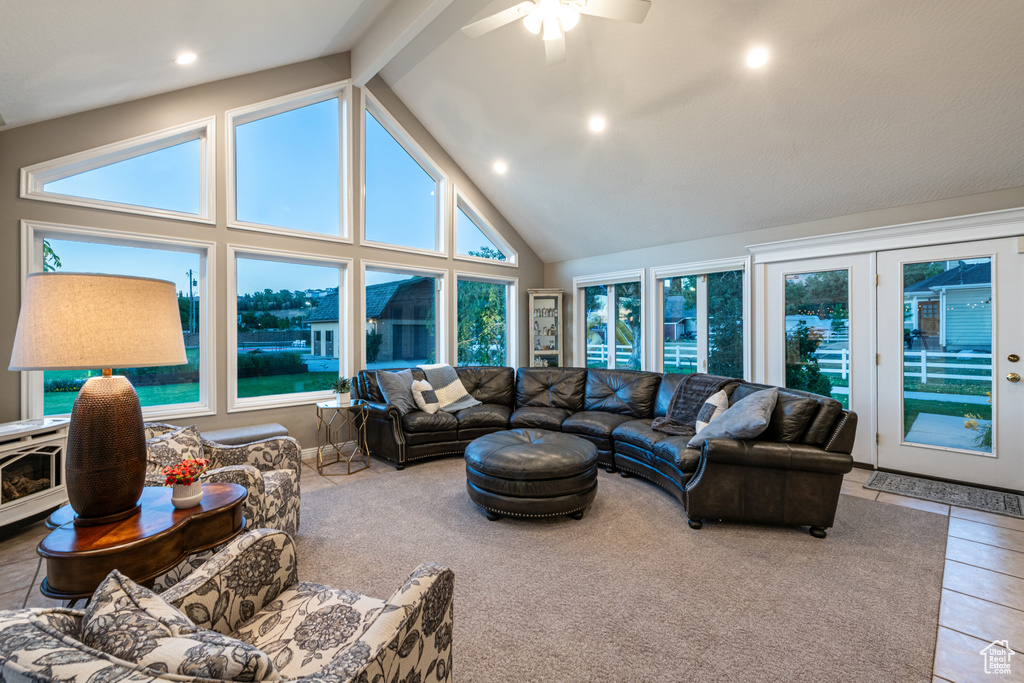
[{"left": 9, "top": 272, "right": 188, "bottom": 371}]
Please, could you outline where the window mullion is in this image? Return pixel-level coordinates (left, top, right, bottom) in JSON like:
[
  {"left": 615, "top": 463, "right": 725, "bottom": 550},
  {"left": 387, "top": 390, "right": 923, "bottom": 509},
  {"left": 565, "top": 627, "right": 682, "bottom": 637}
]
[
  {"left": 606, "top": 284, "right": 617, "bottom": 370},
  {"left": 697, "top": 275, "right": 710, "bottom": 373}
]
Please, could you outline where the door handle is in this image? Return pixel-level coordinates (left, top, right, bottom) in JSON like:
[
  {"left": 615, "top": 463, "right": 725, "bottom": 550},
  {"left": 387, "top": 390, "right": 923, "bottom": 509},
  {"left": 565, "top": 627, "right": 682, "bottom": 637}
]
[{"left": 1008, "top": 373, "right": 1021, "bottom": 383}]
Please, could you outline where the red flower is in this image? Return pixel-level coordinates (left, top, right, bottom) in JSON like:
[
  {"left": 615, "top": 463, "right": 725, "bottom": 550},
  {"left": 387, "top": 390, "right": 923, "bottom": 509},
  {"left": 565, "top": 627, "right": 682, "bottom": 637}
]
[{"left": 162, "top": 457, "right": 211, "bottom": 486}]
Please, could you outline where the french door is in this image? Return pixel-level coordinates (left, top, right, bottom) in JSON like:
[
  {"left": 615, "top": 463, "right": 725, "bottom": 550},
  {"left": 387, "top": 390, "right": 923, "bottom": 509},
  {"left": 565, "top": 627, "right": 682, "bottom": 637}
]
[
  {"left": 763, "top": 254, "right": 873, "bottom": 463},
  {"left": 876, "top": 238, "right": 1024, "bottom": 490}
]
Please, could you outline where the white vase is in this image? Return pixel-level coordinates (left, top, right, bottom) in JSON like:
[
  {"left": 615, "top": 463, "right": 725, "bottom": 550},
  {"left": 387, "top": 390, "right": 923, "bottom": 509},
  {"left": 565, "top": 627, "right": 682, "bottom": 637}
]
[
  {"left": 171, "top": 481, "right": 203, "bottom": 509},
  {"left": 336, "top": 391, "right": 350, "bottom": 406}
]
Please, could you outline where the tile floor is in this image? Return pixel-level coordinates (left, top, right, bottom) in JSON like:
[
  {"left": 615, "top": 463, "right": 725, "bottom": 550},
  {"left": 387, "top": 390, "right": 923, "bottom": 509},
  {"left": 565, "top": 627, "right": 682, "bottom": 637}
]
[{"left": 0, "top": 462, "right": 1020, "bottom": 682}]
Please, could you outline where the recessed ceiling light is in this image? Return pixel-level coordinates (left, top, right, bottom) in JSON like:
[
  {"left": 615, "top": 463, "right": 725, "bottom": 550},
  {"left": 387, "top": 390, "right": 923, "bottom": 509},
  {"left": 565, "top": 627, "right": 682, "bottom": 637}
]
[
  {"left": 746, "top": 47, "right": 769, "bottom": 69},
  {"left": 589, "top": 115, "right": 606, "bottom": 133},
  {"left": 493, "top": 160, "right": 508, "bottom": 174},
  {"left": 175, "top": 52, "right": 197, "bottom": 66}
]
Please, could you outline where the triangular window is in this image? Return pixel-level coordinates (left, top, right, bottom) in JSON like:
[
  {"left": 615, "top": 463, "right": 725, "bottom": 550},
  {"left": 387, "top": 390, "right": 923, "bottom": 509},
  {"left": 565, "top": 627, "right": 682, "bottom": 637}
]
[
  {"left": 454, "top": 189, "right": 517, "bottom": 265},
  {"left": 21, "top": 119, "right": 214, "bottom": 222},
  {"left": 363, "top": 96, "right": 445, "bottom": 253}
]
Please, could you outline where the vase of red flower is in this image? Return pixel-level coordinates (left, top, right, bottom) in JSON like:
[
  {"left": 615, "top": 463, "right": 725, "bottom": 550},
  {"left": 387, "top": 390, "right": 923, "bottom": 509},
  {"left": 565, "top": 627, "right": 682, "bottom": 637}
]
[{"left": 162, "top": 457, "right": 211, "bottom": 509}]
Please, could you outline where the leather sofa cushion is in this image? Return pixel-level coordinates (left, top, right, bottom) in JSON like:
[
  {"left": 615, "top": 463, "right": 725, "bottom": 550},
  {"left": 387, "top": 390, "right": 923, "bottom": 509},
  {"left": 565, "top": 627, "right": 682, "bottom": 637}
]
[
  {"left": 562, "top": 411, "right": 633, "bottom": 441},
  {"left": 760, "top": 392, "right": 819, "bottom": 442},
  {"left": 455, "top": 404, "right": 511, "bottom": 429},
  {"left": 612, "top": 419, "right": 672, "bottom": 451},
  {"left": 653, "top": 437, "right": 702, "bottom": 473},
  {"left": 730, "top": 382, "right": 842, "bottom": 446},
  {"left": 455, "top": 366, "right": 515, "bottom": 407},
  {"left": 654, "top": 373, "right": 685, "bottom": 418},
  {"left": 510, "top": 406, "right": 570, "bottom": 431},
  {"left": 583, "top": 369, "right": 662, "bottom": 418},
  {"left": 515, "top": 368, "right": 586, "bottom": 411},
  {"left": 402, "top": 410, "right": 458, "bottom": 433}
]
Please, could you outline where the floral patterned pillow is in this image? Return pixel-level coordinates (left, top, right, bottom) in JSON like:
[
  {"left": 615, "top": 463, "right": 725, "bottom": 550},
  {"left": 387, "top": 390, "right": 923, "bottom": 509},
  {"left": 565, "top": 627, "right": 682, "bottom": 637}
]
[
  {"left": 82, "top": 570, "right": 280, "bottom": 681},
  {"left": 145, "top": 424, "right": 202, "bottom": 481}
]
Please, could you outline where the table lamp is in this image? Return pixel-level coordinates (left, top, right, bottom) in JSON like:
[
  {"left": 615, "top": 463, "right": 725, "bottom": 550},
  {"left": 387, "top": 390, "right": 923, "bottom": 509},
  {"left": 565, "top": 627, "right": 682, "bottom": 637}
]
[{"left": 9, "top": 273, "right": 187, "bottom": 526}]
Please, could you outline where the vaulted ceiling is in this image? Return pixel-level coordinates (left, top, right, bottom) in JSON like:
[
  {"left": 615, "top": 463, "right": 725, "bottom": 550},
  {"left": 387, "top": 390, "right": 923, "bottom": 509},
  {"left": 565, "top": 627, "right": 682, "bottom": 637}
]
[{"left": 3, "top": 0, "right": 1024, "bottom": 263}]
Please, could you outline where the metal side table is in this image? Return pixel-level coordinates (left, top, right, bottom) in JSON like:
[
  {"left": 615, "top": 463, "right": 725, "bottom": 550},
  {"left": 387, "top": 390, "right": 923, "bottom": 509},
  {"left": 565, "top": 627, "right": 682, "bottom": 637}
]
[{"left": 315, "top": 399, "right": 370, "bottom": 475}]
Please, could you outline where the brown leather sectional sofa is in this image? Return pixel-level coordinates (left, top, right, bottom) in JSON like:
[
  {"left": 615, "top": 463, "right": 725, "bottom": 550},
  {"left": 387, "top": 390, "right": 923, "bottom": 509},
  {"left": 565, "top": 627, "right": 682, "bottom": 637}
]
[{"left": 353, "top": 366, "right": 858, "bottom": 537}]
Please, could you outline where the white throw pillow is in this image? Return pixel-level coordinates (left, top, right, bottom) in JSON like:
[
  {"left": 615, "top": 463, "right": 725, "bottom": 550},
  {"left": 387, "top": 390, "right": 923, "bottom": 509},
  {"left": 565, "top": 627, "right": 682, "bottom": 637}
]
[
  {"left": 411, "top": 379, "right": 440, "bottom": 414},
  {"left": 695, "top": 390, "right": 730, "bottom": 433}
]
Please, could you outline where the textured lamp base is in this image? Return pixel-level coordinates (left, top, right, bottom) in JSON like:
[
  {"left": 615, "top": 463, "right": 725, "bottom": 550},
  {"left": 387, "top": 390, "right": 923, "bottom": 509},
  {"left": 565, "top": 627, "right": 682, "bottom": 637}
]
[{"left": 66, "top": 375, "right": 146, "bottom": 526}]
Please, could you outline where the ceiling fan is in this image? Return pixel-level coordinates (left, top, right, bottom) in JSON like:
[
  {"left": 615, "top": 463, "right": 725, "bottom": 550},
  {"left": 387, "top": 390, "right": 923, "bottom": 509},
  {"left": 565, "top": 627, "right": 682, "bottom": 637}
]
[{"left": 462, "top": 0, "right": 652, "bottom": 65}]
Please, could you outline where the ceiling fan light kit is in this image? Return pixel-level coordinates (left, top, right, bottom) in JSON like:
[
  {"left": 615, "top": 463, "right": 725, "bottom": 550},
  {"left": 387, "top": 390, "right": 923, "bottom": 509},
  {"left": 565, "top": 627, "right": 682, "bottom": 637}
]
[{"left": 464, "top": 0, "right": 651, "bottom": 64}]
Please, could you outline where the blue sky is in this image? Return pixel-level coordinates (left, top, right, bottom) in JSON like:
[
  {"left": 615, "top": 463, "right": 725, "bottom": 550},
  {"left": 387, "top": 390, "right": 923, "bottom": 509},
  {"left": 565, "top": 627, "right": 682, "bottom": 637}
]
[
  {"left": 42, "top": 98, "right": 502, "bottom": 294},
  {"left": 45, "top": 139, "right": 200, "bottom": 214}
]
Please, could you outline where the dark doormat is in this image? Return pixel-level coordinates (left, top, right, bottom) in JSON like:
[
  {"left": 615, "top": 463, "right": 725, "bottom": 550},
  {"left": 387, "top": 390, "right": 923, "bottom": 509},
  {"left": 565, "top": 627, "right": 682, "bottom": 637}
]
[{"left": 865, "top": 471, "right": 1024, "bottom": 519}]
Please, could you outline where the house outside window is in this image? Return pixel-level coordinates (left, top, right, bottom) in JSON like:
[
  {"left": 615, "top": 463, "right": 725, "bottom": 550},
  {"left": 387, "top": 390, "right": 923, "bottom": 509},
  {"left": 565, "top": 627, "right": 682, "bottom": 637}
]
[{"left": 364, "top": 265, "right": 445, "bottom": 369}]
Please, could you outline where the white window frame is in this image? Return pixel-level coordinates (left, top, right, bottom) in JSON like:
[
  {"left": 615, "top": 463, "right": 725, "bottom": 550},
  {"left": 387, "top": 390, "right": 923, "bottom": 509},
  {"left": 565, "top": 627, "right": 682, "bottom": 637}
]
[
  {"left": 361, "top": 90, "right": 448, "bottom": 258},
  {"left": 573, "top": 269, "right": 647, "bottom": 370},
  {"left": 361, "top": 260, "right": 448, "bottom": 368},
  {"left": 649, "top": 256, "right": 752, "bottom": 380},
  {"left": 453, "top": 186, "right": 518, "bottom": 267},
  {"left": 19, "top": 220, "right": 217, "bottom": 421},
  {"left": 227, "top": 245, "right": 352, "bottom": 413},
  {"left": 453, "top": 271, "right": 519, "bottom": 367},
  {"left": 226, "top": 82, "right": 352, "bottom": 243},
  {"left": 21, "top": 118, "right": 216, "bottom": 224}
]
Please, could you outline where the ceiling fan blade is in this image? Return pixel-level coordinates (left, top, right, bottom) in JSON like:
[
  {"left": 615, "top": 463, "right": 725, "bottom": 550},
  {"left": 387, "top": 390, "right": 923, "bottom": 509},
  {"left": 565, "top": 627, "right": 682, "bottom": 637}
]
[
  {"left": 578, "top": 0, "right": 651, "bottom": 23},
  {"left": 545, "top": 33, "right": 567, "bottom": 65},
  {"left": 462, "top": 1, "right": 535, "bottom": 38}
]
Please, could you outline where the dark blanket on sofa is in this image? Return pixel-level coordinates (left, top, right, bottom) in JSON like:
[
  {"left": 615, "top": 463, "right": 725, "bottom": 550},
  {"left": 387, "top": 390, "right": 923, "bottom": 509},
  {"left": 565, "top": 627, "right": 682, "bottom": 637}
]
[{"left": 651, "top": 374, "right": 737, "bottom": 436}]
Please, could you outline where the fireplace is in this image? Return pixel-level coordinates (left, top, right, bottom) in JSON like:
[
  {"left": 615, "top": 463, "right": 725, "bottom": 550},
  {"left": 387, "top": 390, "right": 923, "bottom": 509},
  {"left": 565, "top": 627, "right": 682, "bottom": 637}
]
[{"left": 0, "top": 418, "right": 69, "bottom": 528}]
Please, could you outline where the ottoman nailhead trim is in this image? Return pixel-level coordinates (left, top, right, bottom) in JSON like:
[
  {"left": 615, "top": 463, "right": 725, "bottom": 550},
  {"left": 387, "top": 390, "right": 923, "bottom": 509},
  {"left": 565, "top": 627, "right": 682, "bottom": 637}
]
[{"left": 476, "top": 502, "right": 590, "bottom": 519}]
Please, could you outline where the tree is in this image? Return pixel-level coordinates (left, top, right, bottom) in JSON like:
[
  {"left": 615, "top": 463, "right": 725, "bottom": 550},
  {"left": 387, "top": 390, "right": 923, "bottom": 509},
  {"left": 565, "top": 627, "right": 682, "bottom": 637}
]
[
  {"left": 470, "top": 245, "right": 506, "bottom": 262},
  {"left": 457, "top": 280, "right": 507, "bottom": 366},
  {"left": 904, "top": 262, "right": 945, "bottom": 289},
  {"left": 785, "top": 322, "right": 833, "bottom": 396},
  {"left": 707, "top": 270, "right": 744, "bottom": 378},
  {"left": 366, "top": 329, "right": 384, "bottom": 363},
  {"left": 43, "top": 240, "right": 61, "bottom": 271},
  {"left": 785, "top": 270, "right": 848, "bottom": 318},
  {"left": 616, "top": 282, "right": 642, "bottom": 369}
]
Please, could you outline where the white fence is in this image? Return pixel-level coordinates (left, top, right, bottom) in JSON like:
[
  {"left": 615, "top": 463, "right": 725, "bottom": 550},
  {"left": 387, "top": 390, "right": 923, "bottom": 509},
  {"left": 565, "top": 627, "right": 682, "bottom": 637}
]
[
  {"left": 586, "top": 344, "right": 639, "bottom": 365},
  {"left": 812, "top": 349, "right": 992, "bottom": 385},
  {"left": 590, "top": 344, "right": 993, "bottom": 387},
  {"left": 902, "top": 350, "right": 992, "bottom": 383}
]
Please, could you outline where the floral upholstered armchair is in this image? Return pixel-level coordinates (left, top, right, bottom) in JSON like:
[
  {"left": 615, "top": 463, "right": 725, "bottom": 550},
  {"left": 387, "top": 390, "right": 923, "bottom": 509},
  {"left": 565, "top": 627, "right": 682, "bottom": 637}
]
[
  {"left": 0, "top": 529, "right": 455, "bottom": 683},
  {"left": 144, "top": 423, "right": 302, "bottom": 537}
]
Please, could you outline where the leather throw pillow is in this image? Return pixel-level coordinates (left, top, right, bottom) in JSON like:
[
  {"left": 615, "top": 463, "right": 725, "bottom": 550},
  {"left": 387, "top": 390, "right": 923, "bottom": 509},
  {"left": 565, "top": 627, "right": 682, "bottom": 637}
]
[
  {"left": 687, "top": 387, "right": 779, "bottom": 449},
  {"left": 82, "top": 570, "right": 279, "bottom": 681},
  {"left": 694, "top": 389, "right": 730, "bottom": 433},
  {"left": 377, "top": 369, "right": 418, "bottom": 415},
  {"left": 411, "top": 379, "right": 440, "bottom": 414}
]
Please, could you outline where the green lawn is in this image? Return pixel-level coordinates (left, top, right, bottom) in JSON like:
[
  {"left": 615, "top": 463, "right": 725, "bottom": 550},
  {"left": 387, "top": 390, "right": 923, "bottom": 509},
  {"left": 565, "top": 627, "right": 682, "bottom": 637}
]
[
  {"left": 45, "top": 382, "right": 200, "bottom": 415},
  {"left": 236, "top": 372, "right": 336, "bottom": 398},
  {"left": 44, "top": 346, "right": 334, "bottom": 414}
]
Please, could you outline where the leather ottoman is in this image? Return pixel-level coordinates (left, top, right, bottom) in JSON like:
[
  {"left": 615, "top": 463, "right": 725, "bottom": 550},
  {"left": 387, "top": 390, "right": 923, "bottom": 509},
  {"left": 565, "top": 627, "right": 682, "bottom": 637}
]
[{"left": 464, "top": 428, "right": 598, "bottom": 521}]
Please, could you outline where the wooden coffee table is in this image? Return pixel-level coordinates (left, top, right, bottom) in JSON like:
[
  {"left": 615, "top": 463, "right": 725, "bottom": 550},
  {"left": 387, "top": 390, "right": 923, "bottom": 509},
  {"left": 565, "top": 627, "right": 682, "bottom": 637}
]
[{"left": 38, "top": 483, "right": 247, "bottom": 602}]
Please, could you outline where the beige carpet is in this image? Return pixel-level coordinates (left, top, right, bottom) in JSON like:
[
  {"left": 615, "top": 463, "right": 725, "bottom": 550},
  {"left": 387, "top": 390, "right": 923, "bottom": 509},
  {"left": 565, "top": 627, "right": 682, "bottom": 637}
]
[{"left": 296, "top": 458, "right": 947, "bottom": 682}]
